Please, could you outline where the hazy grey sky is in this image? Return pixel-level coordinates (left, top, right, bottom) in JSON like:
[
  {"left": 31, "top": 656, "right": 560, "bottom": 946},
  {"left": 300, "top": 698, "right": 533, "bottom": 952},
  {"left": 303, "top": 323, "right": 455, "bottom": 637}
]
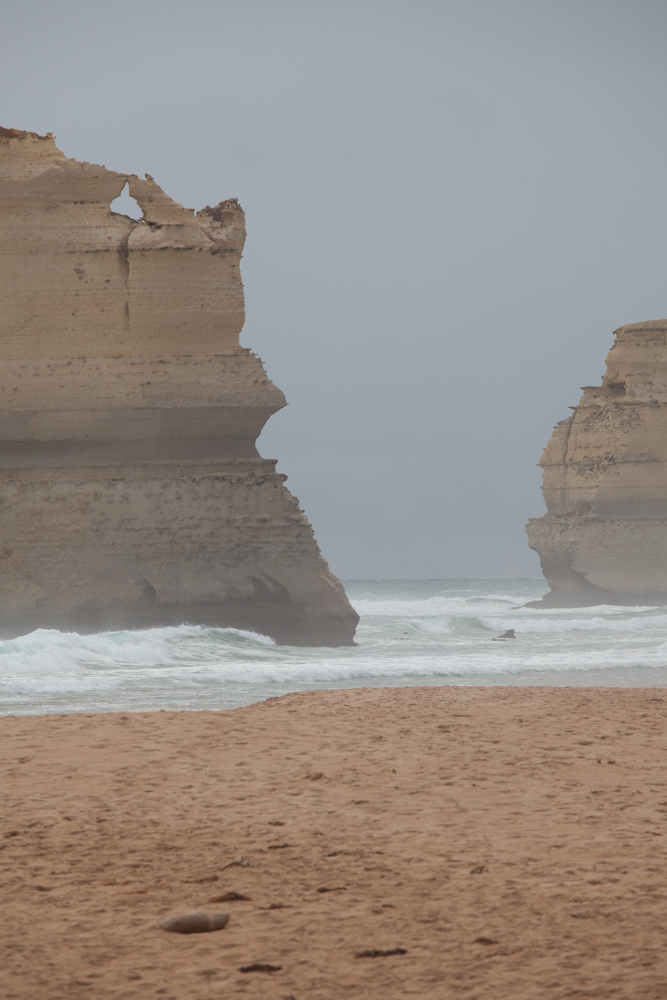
[{"left": 3, "top": 0, "right": 667, "bottom": 579}]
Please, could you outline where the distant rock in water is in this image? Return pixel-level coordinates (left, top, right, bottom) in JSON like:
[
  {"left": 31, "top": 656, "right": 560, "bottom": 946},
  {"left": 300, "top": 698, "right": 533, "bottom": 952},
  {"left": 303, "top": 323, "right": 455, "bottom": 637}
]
[
  {"left": 526, "top": 319, "right": 667, "bottom": 608},
  {"left": 0, "top": 127, "right": 358, "bottom": 645}
]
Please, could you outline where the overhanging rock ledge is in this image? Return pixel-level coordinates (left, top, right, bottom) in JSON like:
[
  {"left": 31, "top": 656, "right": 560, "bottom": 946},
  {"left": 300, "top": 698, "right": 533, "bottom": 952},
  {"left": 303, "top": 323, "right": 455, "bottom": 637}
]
[{"left": 0, "top": 126, "right": 358, "bottom": 645}]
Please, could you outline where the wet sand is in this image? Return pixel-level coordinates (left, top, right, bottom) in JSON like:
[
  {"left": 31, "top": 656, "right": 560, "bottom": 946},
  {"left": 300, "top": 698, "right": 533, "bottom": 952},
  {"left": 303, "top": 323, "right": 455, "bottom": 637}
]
[{"left": 2, "top": 686, "right": 667, "bottom": 999}]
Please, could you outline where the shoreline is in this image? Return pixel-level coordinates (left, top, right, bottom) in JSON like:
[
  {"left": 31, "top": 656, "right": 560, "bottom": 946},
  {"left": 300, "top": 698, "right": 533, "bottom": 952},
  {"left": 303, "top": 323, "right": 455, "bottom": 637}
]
[{"left": 2, "top": 686, "right": 667, "bottom": 998}]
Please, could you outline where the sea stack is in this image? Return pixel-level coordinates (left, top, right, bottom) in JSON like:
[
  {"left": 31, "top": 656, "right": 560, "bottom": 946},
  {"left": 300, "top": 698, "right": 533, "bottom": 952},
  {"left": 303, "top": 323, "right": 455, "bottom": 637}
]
[
  {"left": 0, "top": 126, "right": 358, "bottom": 645},
  {"left": 526, "top": 319, "right": 667, "bottom": 607}
]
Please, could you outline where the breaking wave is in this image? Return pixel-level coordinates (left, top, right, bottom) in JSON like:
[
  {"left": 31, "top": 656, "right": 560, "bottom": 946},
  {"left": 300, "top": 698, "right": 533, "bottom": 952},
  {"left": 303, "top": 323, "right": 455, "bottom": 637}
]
[{"left": 2, "top": 578, "right": 667, "bottom": 714}]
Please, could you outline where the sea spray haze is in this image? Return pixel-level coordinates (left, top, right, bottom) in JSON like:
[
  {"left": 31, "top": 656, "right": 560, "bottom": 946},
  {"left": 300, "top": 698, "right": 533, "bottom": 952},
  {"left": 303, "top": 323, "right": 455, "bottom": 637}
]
[{"left": 4, "top": 580, "right": 667, "bottom": 715}]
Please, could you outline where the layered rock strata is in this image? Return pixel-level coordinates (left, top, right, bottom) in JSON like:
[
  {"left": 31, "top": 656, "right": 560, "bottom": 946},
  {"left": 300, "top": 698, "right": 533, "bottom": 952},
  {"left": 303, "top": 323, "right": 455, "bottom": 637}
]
[
  {"left": 0, "top": 126, "right": 358, "bottom": 644},
  {"left": 526, "top": 319, "right": 667, "bottom": 607}
]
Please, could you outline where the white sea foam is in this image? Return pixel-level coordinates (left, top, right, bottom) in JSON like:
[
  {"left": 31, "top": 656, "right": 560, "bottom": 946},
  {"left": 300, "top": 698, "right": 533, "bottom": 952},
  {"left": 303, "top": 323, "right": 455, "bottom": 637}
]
[
  {"left": 352, "top": 595, "right": 521, "bottom": 617},
  {"left": 406, "top": 617, "right": 453, "bottom": 634},
  {"left": 0, "top": 625, "right": 274, "bottom": 676},
  {"left": 2, "top": 579, "right": 667, "bottom": 714},
  {"left": 478, "top": 614, "right": 667, "bottom": 635}
]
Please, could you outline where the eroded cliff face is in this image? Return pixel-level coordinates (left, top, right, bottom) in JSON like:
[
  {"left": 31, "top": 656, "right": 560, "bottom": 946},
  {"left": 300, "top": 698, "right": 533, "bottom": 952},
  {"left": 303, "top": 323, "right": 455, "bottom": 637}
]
[
  {"left": 526, "top": 319, "right": 667, "bottom": 607},
  {"left": 0, "top": 126, "right": 358, "bottom": 644}
]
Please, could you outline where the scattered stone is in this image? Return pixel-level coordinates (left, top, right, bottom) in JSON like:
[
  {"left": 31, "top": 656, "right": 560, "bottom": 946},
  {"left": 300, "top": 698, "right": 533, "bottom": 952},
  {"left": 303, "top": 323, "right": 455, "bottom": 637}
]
[
  {"left": 239, "top": 963, "right": 282, "bottom": 973},
  {"left": 209, "top": 891, "right": 250, "bottom": 902},
  {"left": 475, "top": 936, "right": 498, "bottom": 945},
  {"left": 159, "top": 912, "right": 229, "bottom": 934},
  {"left": 356, "top": 948, "right": 407, "bottom": 958}
]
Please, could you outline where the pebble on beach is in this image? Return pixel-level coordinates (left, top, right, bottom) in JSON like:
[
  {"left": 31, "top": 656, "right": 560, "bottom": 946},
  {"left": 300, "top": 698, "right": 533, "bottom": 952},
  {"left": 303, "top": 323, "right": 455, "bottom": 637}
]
[{"left": 159, "top": 912, "right": 230, "bottom": 934}]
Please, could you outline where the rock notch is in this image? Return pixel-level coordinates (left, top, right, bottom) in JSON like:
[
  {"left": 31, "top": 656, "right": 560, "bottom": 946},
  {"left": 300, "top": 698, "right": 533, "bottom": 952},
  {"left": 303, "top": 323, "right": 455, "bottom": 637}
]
[
  {"left": 0, "top": 126, "right": 358, "bottom": 645},
  {"left": 526, "top": 319, "right": 667, "bottom": 607}
]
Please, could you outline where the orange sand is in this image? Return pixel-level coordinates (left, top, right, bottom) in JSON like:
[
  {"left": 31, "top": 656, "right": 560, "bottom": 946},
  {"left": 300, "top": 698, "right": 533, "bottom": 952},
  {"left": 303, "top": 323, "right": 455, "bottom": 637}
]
[{"left": 2, "top": 687, "right": 667, "bottom": 999}]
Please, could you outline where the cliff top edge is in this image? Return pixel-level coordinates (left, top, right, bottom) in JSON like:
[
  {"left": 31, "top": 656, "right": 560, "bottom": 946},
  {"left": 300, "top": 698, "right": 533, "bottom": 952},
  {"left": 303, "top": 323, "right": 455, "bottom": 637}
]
[
  {"left": 0, "top": 126, "right": 54, "bottom": 142},
  {"left": 614, "top": 319, "right": 667, "bottom": 334}
]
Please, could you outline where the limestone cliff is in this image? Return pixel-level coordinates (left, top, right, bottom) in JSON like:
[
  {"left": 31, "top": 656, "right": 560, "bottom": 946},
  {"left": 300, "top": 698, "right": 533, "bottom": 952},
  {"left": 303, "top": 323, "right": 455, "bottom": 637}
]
[
  {"left": 526, "top": 319, "right": 667, "bottom": 607},
  {"left": 0, "top": 126, "right": 358, "bottom": 644}
]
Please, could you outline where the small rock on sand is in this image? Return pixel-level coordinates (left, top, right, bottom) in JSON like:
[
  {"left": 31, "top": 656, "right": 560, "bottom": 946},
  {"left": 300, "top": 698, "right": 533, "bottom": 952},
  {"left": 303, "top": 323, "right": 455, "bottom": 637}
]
[{"left": 159, "top": 912, "right": 229, "bottom": 934}]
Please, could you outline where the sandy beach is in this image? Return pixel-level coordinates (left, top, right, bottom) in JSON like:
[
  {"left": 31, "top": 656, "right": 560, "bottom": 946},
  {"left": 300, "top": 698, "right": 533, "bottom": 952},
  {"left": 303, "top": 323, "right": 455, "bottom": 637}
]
[{"left": 2, "top": 686, "right": 667, "bottom": 999}]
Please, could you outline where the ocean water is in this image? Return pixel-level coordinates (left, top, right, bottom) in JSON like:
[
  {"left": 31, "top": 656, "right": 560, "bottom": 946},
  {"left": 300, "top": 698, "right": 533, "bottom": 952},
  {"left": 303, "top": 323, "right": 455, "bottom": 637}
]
[{"left": 3, "top": 578, "right": 667, "bottom": 716}]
